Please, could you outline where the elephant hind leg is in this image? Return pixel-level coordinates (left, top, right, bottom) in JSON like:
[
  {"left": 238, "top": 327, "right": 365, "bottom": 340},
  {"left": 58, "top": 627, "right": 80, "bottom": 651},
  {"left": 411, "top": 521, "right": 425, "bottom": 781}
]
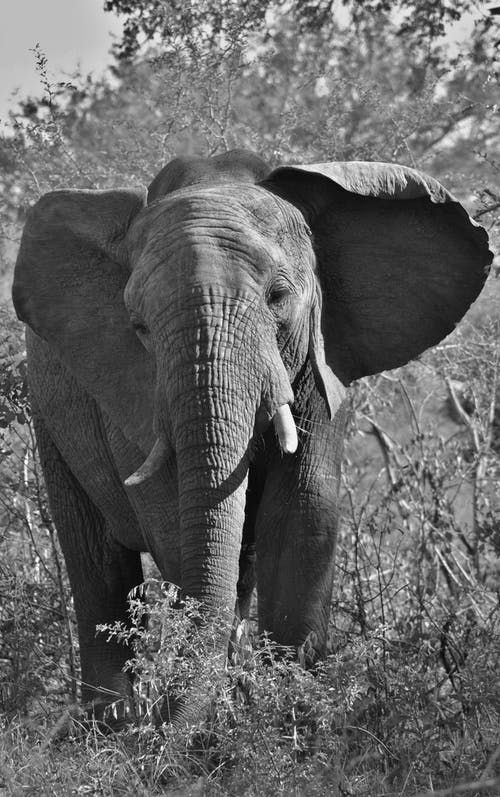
[{"left": 33, "top": 413, "right": 143, "bottom": 725}]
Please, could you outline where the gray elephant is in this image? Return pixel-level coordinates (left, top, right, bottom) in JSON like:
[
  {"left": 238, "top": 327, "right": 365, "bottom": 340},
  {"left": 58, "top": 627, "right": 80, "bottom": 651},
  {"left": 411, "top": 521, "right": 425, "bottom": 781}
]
[{"left": 12, "top": 149, "right": 491, "bottom": 725}]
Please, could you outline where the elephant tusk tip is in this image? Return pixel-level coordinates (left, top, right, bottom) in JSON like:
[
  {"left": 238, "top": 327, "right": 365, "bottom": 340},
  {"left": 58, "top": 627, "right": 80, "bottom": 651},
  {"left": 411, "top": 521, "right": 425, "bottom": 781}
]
[
  {"left": 281, "top": 436, "right": 298, "bottom": 455},
  {"left": 124, "top": 436, "right": 169, "bottom": 487},
  {"left": 124, "top": 473, "right": 143, "bottom": 487}
]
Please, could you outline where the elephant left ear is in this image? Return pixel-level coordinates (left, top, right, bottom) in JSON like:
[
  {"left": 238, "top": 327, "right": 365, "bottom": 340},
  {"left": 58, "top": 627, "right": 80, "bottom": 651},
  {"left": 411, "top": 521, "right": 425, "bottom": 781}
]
[{"left": 264, "top": 162, "right": 493, "bottom": 384}]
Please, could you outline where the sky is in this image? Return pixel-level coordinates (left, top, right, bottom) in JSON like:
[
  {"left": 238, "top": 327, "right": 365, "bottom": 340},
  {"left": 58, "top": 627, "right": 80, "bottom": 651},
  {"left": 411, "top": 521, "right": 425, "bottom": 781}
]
[{"left": 0, "top": 0, "right": 123, "bottom": 120}]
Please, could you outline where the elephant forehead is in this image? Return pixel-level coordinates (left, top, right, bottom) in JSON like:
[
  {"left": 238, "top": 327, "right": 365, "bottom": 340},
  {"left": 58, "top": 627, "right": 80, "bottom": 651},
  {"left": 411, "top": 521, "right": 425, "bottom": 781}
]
[{"left": 128, "top": 184, "right": 310, "bottom": 266}]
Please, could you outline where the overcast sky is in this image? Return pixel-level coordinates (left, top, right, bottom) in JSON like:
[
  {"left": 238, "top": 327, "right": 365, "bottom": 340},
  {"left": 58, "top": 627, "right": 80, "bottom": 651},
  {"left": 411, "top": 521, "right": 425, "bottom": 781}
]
[{"left": 0, "top": 0, "right": 122, "bottom": 120}]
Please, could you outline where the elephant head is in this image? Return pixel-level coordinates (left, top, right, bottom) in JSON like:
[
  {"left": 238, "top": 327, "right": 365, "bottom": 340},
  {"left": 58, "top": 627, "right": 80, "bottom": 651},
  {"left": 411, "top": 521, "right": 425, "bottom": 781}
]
[{"left": 12, "top": 150, "right": 492, "bottom": 719}]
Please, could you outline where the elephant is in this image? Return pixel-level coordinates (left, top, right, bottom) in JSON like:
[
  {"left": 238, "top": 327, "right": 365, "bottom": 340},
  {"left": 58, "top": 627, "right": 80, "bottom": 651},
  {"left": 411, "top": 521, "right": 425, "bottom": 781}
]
[{"left": 12, "top": 148, "right": 492, "bottom": 725}]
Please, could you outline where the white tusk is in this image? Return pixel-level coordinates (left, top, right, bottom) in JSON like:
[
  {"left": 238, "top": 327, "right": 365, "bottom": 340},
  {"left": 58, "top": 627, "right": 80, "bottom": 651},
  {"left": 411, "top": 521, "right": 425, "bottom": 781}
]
[
  {"left": 124, "top": 437, "right": 168, "bottom": 486},
  {"left": 273, "top": 404, "right": 298, "bottom": 454}
]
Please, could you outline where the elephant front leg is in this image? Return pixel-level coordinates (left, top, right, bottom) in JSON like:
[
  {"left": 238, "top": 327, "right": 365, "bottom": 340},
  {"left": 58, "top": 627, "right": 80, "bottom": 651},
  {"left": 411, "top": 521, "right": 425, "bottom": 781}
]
[
  {"left": 255, "top": 394, "right": 349, "bottom": 660},
  {"left": 34, "top": 415, "right": 143, "bottom": 725}
]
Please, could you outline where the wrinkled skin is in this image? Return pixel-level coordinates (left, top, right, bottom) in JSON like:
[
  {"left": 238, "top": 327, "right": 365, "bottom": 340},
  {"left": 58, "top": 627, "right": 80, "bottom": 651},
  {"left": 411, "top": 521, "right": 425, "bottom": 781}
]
[{"left": 12, "top": 149, "right": 492, "bottom": 725}]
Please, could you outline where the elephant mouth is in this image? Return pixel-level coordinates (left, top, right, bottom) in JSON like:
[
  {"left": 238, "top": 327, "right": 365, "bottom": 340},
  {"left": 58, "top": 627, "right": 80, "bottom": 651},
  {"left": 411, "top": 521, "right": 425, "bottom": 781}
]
[{"left": 124, "top": 402, "right": 298, "bottom": 487}]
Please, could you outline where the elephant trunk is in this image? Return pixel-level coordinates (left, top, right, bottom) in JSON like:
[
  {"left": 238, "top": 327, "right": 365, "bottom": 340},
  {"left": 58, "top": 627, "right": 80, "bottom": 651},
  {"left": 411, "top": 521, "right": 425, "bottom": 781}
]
[
  {"left": 136, "top": 294, "right": 293, "bottom": 724},
  {"left": 166, "top": 298, "right": 293, "bottom": 610},
  {"left": 175, "top": 407, "right": 250, "bottom": 608}
]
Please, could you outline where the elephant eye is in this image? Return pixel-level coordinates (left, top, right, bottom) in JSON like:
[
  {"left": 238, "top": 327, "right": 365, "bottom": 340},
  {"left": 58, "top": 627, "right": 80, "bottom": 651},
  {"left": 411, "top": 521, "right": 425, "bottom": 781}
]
[
  {"left": 267, "top": 284, "right": 291, "bottom": 307},
  {"left": 130, "top": 315, "right": 149, "bottom": 336}
]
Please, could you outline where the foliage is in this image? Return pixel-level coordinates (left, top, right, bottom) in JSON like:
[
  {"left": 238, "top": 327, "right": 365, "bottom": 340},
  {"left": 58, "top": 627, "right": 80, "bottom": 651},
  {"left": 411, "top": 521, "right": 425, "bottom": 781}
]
[
  {"left": 98, "top": 583, "right": 231, "bottom": 726},
  {"left": 1, "top": 574, "right": 500, "bottom": 795},
  {"left": 103, "top": 0, "right": 485, "bottom": 60},
  {"left": 96, "top": 587, "right": 500, "bottom": 795},
  {"left": 1, "top": 0, "right": 498, "bottom": 223}
]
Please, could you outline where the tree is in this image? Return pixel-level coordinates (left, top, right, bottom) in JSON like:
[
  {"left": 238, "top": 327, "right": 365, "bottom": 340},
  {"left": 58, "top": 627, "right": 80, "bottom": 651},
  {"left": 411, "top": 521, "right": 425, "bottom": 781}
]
[
  {"left": 3, "top": 0, "right": 498, "bottom": 212},
  {"left": 103, "top": 0, "right": 485, "bottom": 60}
]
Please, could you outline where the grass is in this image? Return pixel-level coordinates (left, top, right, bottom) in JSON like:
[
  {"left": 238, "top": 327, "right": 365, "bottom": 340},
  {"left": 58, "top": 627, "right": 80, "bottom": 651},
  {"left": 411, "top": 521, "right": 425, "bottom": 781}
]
[{"left": 1, "top": 580, "right": 500, "bottom": 796}]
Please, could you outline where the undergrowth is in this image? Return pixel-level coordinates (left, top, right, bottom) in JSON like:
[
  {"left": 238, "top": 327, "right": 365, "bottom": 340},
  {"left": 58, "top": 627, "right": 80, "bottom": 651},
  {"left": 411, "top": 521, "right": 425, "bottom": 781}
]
[{"left": 1, "top": 574, "right": 500, "bottom": 796}]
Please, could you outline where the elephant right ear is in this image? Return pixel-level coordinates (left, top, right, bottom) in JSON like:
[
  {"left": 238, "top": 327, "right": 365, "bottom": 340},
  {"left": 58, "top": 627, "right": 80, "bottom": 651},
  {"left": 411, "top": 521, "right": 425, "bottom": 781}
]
[{"left": 12, "top": 188, "right": 155, "bottom": 450}]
